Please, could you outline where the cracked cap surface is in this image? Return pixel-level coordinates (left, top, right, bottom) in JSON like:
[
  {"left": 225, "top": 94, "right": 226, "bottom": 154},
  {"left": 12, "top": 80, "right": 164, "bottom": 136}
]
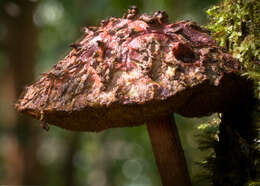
[{"left": 15, "top": 8, "right": 250, "bottom": 131}]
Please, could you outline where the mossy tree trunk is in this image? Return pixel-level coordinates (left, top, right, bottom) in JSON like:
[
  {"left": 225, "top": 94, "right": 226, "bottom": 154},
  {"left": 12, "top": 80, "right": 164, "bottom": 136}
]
[{"left": 198, "top": 0, "right": 260, "bottom": 185}]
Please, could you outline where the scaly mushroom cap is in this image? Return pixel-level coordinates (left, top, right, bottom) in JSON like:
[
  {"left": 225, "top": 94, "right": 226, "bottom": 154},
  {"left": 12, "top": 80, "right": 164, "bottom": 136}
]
[{"left": 15, "top": 8, "right": 249, "bottom": 131}]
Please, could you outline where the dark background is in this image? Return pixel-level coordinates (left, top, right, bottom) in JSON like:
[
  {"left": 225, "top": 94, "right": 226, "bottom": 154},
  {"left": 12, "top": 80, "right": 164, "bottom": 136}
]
[{"left": 0, "top": 0, "right": 218, "bottom": 185}]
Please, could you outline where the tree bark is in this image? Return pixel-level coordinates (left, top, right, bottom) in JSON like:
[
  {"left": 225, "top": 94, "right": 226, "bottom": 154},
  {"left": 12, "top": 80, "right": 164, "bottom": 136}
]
[{"left": 213, "top": 96, "right": 257, "bottom": 186}]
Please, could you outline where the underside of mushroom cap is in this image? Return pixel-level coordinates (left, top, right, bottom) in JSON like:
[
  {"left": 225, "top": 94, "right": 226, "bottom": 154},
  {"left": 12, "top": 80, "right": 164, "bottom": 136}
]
[{"left": 15, "top": 9, "right": 250, "bottom": 131}]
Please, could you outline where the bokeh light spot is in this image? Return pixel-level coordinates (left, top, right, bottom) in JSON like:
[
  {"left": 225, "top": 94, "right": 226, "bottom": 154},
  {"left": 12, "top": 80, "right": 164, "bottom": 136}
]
[
  {"left": 122, "top": 159, "right": 143, "bottom": 180},
  {"left": 34, "top": 0, "right": 64, "bottom": 26}
]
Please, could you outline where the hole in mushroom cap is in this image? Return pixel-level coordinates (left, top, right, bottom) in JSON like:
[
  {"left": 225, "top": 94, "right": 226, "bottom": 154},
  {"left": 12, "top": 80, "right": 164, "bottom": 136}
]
[{"left": 173, "top": 43, "right": 196, "bottom": 63}]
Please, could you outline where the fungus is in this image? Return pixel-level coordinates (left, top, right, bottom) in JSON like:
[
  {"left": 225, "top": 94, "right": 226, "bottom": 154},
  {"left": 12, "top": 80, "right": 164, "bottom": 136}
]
[{"left": 15, "top": 7, "right": 252, "bottom": 186}]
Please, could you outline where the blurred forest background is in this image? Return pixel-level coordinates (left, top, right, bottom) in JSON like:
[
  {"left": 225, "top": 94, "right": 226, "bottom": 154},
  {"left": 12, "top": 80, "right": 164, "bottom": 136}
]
[{"left": 0, "top": 0, "right": 219, "bottom": 186}]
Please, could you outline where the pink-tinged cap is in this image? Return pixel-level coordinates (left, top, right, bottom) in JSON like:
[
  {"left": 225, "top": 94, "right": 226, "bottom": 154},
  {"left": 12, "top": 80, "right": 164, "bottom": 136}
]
[{"left": 15, "top": 9, "right": 250, "bottom": 131}]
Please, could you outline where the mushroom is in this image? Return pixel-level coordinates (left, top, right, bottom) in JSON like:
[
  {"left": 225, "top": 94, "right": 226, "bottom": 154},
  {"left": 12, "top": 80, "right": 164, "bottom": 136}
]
[{"left": 15, "top": 7, "right": 251, "bottom": 186}]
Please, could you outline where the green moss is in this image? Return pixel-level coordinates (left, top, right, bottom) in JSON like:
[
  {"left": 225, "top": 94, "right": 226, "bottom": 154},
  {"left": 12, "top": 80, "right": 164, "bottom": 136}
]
[
  {"left": 196, "top": 0, "right": 260, "bottom": 185},
  {"left": 206, "top": 0, "right": 259, "bottom": 93}
]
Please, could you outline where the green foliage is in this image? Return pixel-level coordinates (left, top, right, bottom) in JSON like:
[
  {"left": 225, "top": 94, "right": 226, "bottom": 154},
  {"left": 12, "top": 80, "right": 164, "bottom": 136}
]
[
  {"left": 195, "top": 115, "right": 220, "bottom": 185},
  {"left": 197, "top": 116, "right": 220, "bottom": 152}
]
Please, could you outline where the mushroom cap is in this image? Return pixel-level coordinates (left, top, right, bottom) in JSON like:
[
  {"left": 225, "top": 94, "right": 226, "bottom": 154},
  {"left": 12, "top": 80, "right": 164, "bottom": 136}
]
[{"left": 15, "top": 9, "right": 250, "bottom": 131}]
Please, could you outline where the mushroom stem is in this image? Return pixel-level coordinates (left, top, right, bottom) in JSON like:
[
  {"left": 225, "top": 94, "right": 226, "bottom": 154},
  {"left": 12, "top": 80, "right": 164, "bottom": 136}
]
[{"left": 146, "top": 115, "right": 191, "bottom": 186}]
